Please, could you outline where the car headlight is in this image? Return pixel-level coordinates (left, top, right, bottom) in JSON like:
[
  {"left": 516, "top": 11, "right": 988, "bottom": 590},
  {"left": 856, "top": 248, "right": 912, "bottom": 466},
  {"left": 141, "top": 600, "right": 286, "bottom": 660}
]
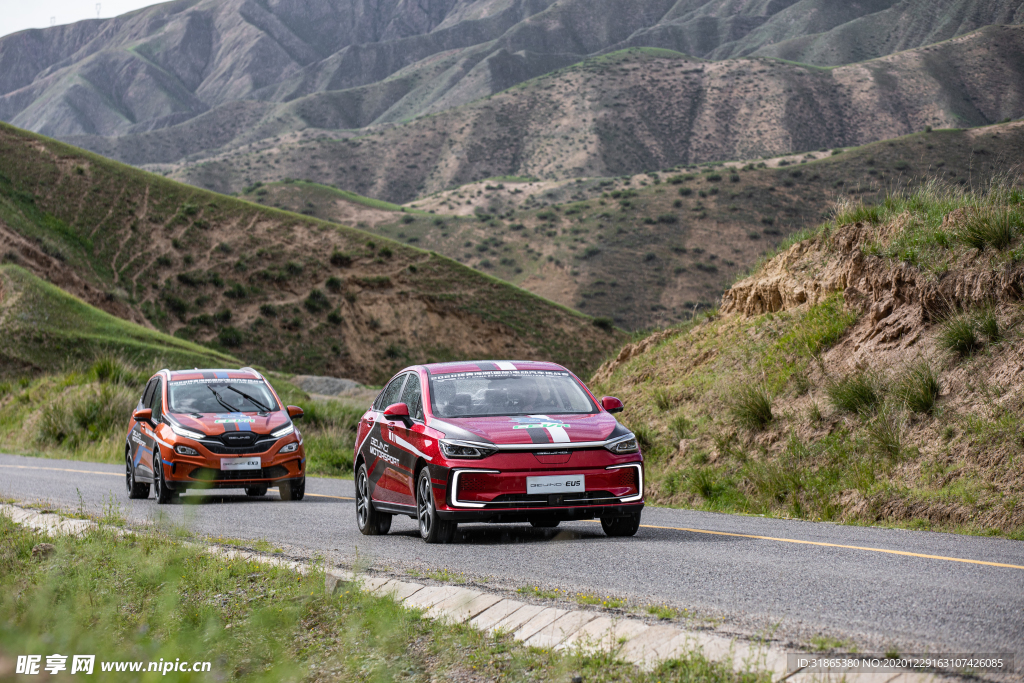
[
  {"left": 439, "top": 439, "right": 498, "bottom": 458},
  {"left": 175, "top": 445, "right": 198, "bottom": 456},
  {"left": 171, "top": 424, "right": 205, "bottom": 440},
  {"left": 272, "top": 424, "right": 294, "bottom": 438},
  {"left": 605, "top": 433, "right": 639, "bottom": 454},
  {"left": 280, "top": 442, "right": 298, "bottom": 454}
]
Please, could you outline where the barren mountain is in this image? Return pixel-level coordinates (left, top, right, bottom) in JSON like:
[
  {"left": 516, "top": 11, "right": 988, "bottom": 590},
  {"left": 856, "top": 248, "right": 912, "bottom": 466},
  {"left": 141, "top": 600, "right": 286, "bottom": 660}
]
[
  {"left": 162, "top": 27, "right": 1024, "bottom": 204},
  {"left": 1, "top": 0, "right": 1021, "bottom": 181}
]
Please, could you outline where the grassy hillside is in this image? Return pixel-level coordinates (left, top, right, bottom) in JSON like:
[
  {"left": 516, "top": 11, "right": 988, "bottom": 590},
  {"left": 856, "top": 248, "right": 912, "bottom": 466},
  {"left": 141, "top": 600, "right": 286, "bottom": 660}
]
[
  {"left": 0, "top": 265, "right": 237, "bottom": 377},
  {"left": 0, "top": 122, "right": 625, "bottom": 383},
  {"left": 166, "top": 27, "right": 1024, "bottom": 203},
  {"left": 252, "top": 121, "right": 1024, "bottom": 330},
  {"left": 589, "top": 182, "right": 1024, "bottom": 537}
]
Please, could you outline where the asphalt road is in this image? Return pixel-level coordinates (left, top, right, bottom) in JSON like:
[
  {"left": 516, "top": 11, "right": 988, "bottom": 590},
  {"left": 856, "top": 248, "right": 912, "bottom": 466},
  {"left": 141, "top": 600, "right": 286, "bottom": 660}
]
[{"left": 2, "top": 452, "right": 1022, "bottom": 666}]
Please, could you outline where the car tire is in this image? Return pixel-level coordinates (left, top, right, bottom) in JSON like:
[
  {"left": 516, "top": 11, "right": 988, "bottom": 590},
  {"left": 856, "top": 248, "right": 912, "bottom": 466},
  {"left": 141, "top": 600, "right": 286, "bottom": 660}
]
[
  {"left": 279, "top": 478, "right": 305, "bottom": 501},
  {"left": 601, "top": 511, "right": 641, "bottom": 537},
  {"left": 153, "top": 456, "right": 176, "bottom": 505},
  {"left": 245, "top": 486, "right": 268, "bottom": 497},
  {"left": 355, "top": 464, "right": 392, "bottom": 535},
  {"left": 125, "top": 449, "right": 150, "bottom": 500},
  {"left": 529, "top": 518, "right": 560, "bottom": 528},
  {"left": 416, "top": 468, "right": 456, "bottom": 544}
]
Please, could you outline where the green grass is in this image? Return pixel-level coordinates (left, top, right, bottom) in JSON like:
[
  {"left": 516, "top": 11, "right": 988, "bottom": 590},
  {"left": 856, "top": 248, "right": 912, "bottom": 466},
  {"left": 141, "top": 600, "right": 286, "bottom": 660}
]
[
  {"left": 729, "top": 385, "right": 774, "bottom": 430},
  {"left": 897, "top": 362, "right": 941, "bottom": 414},
  {"left": 938, "top": 313, "right": 982, "bottom": 357},
  {"left": 0, "top": 518, "right": 764, "bottom": 683},
  {"left": 827, "top": 372, "right": 881, "bottom": 414},
  {"left": 0, "top": 265, "right": 237, "bottom": 377}
]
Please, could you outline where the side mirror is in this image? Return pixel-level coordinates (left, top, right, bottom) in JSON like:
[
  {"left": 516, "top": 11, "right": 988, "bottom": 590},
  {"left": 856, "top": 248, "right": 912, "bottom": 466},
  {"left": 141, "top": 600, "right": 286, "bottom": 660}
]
[
  {"left": 132, "top": 408, "right": 154, "bottom": 424},
  {"left": 287, "top": 405, "right": 304, "bottom": 420},
  {"left": 601, "top": 396, "right": 624, "bottom": 414},
  {"left": 383, "top": 402, "right": 412, "bottom": 425}
]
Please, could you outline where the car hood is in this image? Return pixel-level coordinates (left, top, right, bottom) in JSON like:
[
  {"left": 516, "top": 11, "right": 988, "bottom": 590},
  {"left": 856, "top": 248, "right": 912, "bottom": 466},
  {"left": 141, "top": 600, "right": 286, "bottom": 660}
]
[
  {"left": 169, "top": 411, "right": 291, "bottom": 437},
  {"left": 430, "top": 413, "right": 625, "bottom": 447}
]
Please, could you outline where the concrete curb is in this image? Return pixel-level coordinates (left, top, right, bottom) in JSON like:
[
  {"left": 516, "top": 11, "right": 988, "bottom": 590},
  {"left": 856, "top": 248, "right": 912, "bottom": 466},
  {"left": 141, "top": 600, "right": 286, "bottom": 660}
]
[{"left": 2, "top": 504, "right": 945, "bottom": 682}]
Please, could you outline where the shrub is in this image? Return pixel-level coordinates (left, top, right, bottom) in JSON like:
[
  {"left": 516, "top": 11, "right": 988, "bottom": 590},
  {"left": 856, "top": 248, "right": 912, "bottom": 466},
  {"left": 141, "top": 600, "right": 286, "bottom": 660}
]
[
  {"left": 652, "top": 388, "right": 673, "bottom": 411},
  {"left": 326, "top": 276, "right": 343, "bottom": 292},
  {"left": 379, "top": 246, "right": 393, "bottom": 259},
  {"left": 327, "top": 310, "right": 343, "bottom": 325},
  {"left": 827, "top": 373, "right": 880, "bottom": 414},
  {"left": 689, "top": 469, "right": 723, "bottom": 501},
  {"left": 867, "top": 408, "right": 904, "bottom": 459},
  {"left": 669, "top": 415, "right": 690, "bottom": 441},
  {"left": 977, "top": 307, "right": 1000, "bottom": 342},
  {"left": 259, "top": 303, "right": 277, "bottom": 318},
  {"left": 959, "top": 209, "right": 1016, "bottom": 250},
  {"left": 38, "top": 384, "right": 136, "bottom": 447},
  {"left": 678, "top": 187, "right": 693, "bottom": 197},
  {"left": 730, "top": 385, "right": 773, "bottom": 430},
  {"left": 224, "top": 283, "right": 249, "bottom": 300},
  {"left": 897, "top": 362, "right": 941, "bottom": 414},
  {"left": 705, "top": 173, "right": 722, "bottom": 182},
  {"left": 401, "top": 215, "right": 415, "bottom": 224},
  {"left": 304, "top": 289, "right": 331, "bottom": 313},
  {"left": 330, "top": 251, "right": 352, "bottom": 267},
  {"left": 657, "top": 214, "right": 679, "bottom": 224},
  {"left": 212, "top": 308, "right": 231, "bottom": 324},
  {"left": 592, "top": 316, "right": 615, "bottom": 331},
  {"left": 217, "top": 327, "right": 244, "bottom": 347},
  {"left": 938, "top": 314, "right": 980, "bottom": 357}
]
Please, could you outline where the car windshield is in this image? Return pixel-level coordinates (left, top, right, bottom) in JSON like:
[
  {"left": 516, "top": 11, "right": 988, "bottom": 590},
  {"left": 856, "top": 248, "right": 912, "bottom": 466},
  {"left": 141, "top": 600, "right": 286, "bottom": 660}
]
[
  {"left": 167, "top": 378, "right": 280, "bottom": 414},
  {"left": 429, "top": 370, "right": 595, "bottom": 418}
]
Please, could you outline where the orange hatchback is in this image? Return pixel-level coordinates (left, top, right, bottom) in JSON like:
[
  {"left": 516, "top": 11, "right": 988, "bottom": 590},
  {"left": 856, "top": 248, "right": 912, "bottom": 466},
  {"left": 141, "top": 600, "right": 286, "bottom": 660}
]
[{"left": 124, "top": 368, "right": 306, "bottom": 504}]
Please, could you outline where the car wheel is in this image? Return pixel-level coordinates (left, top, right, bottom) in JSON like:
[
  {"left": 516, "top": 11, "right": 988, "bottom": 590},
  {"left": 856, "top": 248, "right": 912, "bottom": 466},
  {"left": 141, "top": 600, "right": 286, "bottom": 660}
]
[
  {"left": 125, "top": 450, "right": 150, "bottom": 499},
  {"left": 153, "top": 456, "right": 176, "bottom": 505},
  {"left": 601, "top": 511, "right": 641, "bottom": 537},
  {"left": 355, "top": 464, "right": 392, "bottom": 535},
  {"left": 416, "top": 468, "right": 456, "bottom": 544},
  {"left": 245, "top": 486, "right": 268, "bottom": 497},
  {"left": 279, "top": 478, "right": 305, "bottom": 501},
  {"left": 529, "top": 518, "right": 560, "bottom": 528}
]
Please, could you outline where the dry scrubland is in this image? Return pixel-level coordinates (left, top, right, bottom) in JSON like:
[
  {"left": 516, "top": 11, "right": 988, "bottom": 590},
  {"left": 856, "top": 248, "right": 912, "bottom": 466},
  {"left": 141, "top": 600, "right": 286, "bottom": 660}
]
[
  {"left": 248, "top": 122, "right": 1024, "bottom": 330},
  {"left": 592, "top": 183, "right": 1024, "bottom": 537},
  {"left": 0, "top": 123, "right": 623, "bottom": 385}
]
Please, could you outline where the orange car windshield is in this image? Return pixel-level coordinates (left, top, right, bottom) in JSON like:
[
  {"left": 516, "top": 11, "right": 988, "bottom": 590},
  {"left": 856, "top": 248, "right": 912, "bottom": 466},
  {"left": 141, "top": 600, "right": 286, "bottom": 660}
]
[{"left": 168, "top": 379, "right": 280, "bottom": 414}]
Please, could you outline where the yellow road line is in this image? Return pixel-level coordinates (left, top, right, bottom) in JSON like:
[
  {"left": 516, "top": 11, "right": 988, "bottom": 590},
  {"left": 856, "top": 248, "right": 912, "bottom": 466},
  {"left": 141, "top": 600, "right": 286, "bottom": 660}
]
[
  {"left": 584, "top": 520, "right": 1024, "bottom": 570},
  {"left": 0, "top": 463, "right": 120, "bottom": 477},
  {"left": 0, "top": 463, "right": 355, "bottom": 500},
  {"left": 306, "top": 493, "right": 355, "bottom": 501}
]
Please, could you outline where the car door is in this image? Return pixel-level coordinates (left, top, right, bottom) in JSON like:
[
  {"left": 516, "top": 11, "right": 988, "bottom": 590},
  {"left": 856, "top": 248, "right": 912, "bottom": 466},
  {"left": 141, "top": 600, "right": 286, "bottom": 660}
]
[
  {"left": 136, "top": 378, "right": 164, "bottom": 481},
  {"left": 128, "top": 378, "right": 158, "bottom": 481},
  {"left": 361, "top": 374, "right": 409, "bottom": 507},
  {"left": 385, "top": 371, "right": 428, "bottom": 507}
]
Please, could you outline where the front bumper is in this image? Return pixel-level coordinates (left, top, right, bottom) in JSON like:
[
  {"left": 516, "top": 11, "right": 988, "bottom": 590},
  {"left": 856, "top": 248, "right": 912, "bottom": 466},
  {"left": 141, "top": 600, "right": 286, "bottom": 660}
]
[
  {"left": 162, "top": 440, "right": 305, "bottom": 490},
  {"left": 436, "top": 462, "right": 643, "bottom": 522}
]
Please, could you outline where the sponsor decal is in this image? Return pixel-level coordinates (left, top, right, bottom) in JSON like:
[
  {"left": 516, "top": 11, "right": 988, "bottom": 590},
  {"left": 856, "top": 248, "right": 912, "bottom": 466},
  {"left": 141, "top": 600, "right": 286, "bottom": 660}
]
[
  {"left": 512, "top": 422, "right": 569, "bottom": 430},
  {"left": 130, "top": 433, "right": 145, "bottom": 446},
  {"left": 431, "top": 370, "right": 569, "bottom": 381},
  {"left": 214, "top": 416, "right": 256, "bottom": 424},
  {"left": 369, "top": 436, "right": 399, "bottom": 465},
  {"left": 170, "top": 378, "right": 265, "bottom": 385}
]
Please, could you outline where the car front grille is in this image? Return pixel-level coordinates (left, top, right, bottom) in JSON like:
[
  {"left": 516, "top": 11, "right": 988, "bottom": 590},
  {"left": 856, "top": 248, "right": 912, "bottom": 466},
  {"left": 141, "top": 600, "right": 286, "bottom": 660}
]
[
  {"left": 199, "top": 438, "right": 277, "bottom": 455},
  {"left": 485, "top": 490, "right": 619, "bottom": 508},
  {"left": 188, "top": 465, "right": 290, "bottom": 481}
]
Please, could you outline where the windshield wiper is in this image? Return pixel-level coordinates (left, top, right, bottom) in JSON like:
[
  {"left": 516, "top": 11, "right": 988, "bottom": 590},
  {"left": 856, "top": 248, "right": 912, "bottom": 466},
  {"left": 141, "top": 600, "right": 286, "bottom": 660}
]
[
  {"left": 225, "top": 384, "right": 272, "bottom": 414},
  {"left": 207, "top": 385, "right": 238, "bottom": 414}
]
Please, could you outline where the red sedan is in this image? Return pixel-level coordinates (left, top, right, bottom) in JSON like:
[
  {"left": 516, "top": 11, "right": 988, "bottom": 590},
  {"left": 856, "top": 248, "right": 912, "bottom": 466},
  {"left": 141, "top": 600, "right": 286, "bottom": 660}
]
[{"left": 353, "top": 361, "right": 643, "bottom": 543}]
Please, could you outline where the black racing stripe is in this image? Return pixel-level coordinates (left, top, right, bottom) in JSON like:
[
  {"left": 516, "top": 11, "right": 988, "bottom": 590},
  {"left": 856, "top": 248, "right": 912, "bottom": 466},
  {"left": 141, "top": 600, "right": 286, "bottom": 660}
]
[
  {"left": 476, "top": 362, "right": 498, "bottom": 371},
  {"left": 528, "top": 428, "right": 551, "bottom": 444},
  {"left": 202, "top": 371, "right": 216, "bottom": 380}
]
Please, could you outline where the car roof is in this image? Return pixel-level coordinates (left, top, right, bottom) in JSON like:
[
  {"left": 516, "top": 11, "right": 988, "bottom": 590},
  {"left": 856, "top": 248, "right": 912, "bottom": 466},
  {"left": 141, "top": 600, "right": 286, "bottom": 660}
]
[
  {"left": 163, "top": 369, "right": 263, "bottom": 381},
  {"left": 420, "top": 360, "right": 569, "bottom": 376}
]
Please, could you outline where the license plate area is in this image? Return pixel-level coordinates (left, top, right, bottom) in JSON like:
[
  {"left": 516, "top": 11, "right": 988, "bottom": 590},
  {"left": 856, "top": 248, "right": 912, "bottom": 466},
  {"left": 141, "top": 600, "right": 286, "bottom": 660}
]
[
  {"left": 221, "top": 457, "right": 262, "bottom": 471},
  {"left": 526, "top": 474, "right": 584, "bottom": 496}
]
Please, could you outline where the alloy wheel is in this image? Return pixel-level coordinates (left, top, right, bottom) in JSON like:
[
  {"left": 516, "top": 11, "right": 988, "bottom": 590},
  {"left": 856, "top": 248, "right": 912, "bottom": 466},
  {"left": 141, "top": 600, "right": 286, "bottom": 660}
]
[
  {"left": 417, "top": 475, "right": 433, "bottom": 537},
  {"left": 356, "top": 471, "right": 370, "bottom": 528}
]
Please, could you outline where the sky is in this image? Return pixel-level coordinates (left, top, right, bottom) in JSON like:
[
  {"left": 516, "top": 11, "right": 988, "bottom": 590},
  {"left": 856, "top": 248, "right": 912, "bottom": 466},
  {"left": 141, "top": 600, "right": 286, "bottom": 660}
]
[{"left": 0, "top": 0, "right": 164, "bottom": 38}]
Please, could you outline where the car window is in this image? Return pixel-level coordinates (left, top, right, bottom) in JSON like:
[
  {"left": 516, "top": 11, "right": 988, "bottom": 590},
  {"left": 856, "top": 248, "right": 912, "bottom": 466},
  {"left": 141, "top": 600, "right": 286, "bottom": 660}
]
[
  {"left": 166, "top": 379, "right": 281, "bottom": 414},
  {"left": 375, "top": 374, "right": 408, "bottom": 411},
  {"left": 151, "top": 379, "right": 164, "bottom": 420},
  {"left": 429, "top": 370, "right": 595, "bottom": 418},
  {"left": 400, "top": 374, "right": 424, "bottom": 421},
  {"left": 141, "top": 378, "right": 157, "bottom": 408}
]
